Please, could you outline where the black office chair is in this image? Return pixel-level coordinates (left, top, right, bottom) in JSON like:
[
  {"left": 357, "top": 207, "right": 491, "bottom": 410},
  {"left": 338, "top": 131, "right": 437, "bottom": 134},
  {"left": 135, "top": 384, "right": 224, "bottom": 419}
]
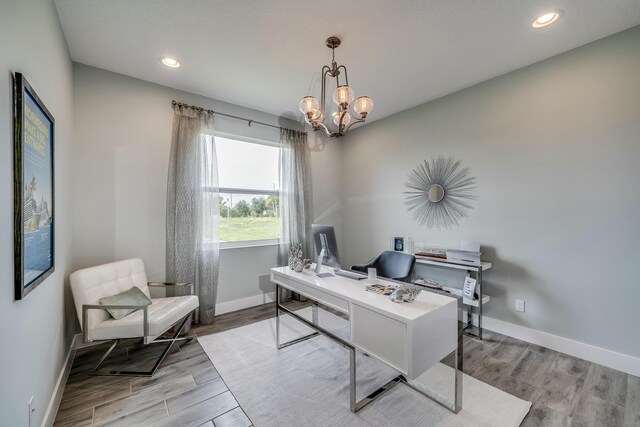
[{"left": 351, "top": 251, "right": 416, "bottom": 282}]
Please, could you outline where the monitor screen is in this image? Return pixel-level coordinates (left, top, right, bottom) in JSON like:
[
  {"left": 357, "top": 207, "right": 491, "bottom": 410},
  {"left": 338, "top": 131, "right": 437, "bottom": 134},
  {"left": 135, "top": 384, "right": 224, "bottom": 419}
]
[{"left": 311, "top": 224, "right": 341, "bottom": 268}]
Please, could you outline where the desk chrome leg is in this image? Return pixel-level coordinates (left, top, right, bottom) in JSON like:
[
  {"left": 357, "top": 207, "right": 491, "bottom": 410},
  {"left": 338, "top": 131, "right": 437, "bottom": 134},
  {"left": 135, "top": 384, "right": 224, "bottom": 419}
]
[
  {"left": 275, "top": 284, "right": 319, "bottom": 349},
  {"left": 275, "top": 284, "right": 280, "bottom": 346},
  {"left": 477, "top": 268, "right": 483, "bottom": 340},
  {"left": 455, "top": 318, "right": 463, "bottom": 412},
  {"left": 350, "top": 347, "right": 356, "bottom": 412},
  {"left": 312, "top": 301, "right": 319, "bottom": 324}
]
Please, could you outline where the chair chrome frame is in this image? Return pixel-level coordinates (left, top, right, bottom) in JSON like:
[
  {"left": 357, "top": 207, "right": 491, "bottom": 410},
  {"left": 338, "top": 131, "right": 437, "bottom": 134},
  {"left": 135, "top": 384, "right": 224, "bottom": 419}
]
[
  {"left": 81, "top": 282, "right": 196, "bottom": 377},
  {"left": 275, "top": 283, "right": 463, "bottom": 413}
]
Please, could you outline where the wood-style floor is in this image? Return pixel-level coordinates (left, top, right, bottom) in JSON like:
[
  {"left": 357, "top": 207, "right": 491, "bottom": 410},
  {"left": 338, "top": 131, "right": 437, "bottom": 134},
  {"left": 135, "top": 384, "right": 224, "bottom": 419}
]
[{"left": 54, "top": 301, "right": 640, "bottom": 427}]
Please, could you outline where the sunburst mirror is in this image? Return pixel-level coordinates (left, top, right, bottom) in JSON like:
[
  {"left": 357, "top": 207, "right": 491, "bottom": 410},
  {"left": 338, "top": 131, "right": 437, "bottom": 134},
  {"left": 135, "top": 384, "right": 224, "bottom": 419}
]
[{"left": 404, "top": 156, "right": 477, "bottom": 229}]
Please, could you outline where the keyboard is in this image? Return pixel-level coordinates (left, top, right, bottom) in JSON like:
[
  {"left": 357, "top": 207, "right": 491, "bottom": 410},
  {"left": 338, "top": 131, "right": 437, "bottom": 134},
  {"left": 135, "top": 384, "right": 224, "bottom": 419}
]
[{"left": 333, "top": 269, "right": 367, "bottom": 280}]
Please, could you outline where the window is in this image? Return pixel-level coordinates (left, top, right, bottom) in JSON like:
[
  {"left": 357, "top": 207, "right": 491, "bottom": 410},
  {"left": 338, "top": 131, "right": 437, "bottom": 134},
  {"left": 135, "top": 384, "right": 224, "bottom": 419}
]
[{"left": 213, "top": 134, "right": 280, "bottom": 247}]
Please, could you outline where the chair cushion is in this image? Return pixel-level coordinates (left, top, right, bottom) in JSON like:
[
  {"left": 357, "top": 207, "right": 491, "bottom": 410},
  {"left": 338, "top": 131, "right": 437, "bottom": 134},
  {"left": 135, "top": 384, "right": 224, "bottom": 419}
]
[
  {"left": 90, "top": 295, "right": 199, "bottom": 341},
  {"left": 99, "top": 287, "right": 152, "bottom": 320}
]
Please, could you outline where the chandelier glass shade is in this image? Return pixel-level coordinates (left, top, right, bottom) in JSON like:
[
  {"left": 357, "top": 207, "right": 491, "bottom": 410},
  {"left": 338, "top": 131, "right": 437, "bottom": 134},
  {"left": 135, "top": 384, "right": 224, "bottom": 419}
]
[{"left": 299, "top": 37, "right": 374, "bottom": 138}]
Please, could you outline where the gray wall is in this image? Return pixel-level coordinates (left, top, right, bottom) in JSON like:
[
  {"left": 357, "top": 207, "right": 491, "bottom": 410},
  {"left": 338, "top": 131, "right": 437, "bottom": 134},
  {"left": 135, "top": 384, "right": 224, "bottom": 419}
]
[
  {"left": 72, "top": 64, "right": 342, "bottom": 307},
  {"left": 340, "top": 26, "right": 640, "bottom": 358},
  {"left": 0, "top": 0, "right": 74, "bottom": 425}
]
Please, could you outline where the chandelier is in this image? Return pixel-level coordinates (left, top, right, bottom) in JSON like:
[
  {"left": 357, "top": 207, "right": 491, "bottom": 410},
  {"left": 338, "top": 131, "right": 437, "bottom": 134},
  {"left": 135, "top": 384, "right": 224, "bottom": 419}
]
[{"left": 299, "top": 37, "right": 374, "bottom": 138}]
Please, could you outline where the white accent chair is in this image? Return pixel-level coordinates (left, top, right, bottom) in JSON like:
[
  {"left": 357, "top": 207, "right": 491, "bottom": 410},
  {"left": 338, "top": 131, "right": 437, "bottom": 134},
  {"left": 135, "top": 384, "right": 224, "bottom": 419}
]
[{"left": 70, "top": 258, "right": 199, "bottom": 376}]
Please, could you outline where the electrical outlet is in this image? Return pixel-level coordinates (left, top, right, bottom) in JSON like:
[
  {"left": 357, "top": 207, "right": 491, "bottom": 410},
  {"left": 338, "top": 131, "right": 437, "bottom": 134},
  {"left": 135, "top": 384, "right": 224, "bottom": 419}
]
[
  {"left": 28, "top": 396, "right": 34, "bottom": 426},
  {"left": 515, "top": 299, "right": 525, "bottom": 313}
]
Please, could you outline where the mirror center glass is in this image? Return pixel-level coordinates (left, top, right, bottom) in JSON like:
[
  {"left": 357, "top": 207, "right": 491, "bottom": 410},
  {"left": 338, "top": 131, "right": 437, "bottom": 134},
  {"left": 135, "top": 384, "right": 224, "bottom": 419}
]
[{"left": 427, "top": 184, "right": 445, "bottom": 203}]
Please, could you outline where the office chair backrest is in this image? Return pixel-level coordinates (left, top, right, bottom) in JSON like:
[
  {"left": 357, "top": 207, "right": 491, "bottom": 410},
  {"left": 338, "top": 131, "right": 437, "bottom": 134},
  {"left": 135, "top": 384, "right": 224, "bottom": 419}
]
[
  {"left": 351, "top": 250, "right": 416, "bottom": 282},
  {"left": 376, "top": 251, "right": 415, "bottom": 281}
]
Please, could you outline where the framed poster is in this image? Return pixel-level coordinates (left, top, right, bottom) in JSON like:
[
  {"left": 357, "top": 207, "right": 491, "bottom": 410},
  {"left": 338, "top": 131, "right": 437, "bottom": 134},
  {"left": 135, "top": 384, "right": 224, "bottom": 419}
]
[{"left": 13, "top": 72, "right": 55, "bottom": 300}]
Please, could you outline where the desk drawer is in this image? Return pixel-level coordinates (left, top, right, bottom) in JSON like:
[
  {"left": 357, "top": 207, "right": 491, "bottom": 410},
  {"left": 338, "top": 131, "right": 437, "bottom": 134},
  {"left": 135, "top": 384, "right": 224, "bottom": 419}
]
[{"left": 274, "top": 274, "right": 349, "bottom": 314}]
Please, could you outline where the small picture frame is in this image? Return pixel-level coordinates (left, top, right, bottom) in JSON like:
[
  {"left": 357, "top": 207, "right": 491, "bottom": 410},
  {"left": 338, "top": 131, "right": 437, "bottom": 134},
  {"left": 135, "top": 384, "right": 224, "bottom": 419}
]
[
  {"left": 393, "top": 237, "right": 405, "bottom": 252},
  {"left": 392, "top": 237, "right": 413, "bottom": 253}
]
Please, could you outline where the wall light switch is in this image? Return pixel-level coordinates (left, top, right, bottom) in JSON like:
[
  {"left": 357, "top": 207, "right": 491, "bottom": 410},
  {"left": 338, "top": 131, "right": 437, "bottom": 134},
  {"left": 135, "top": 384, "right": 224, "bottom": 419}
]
[{"left": 515, "top": 299, "right": 525, "bottom": 313}]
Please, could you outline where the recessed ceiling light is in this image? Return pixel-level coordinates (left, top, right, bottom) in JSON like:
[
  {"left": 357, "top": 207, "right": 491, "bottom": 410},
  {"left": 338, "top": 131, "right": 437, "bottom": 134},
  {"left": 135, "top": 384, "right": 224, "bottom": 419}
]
[
  {"left": 160, "top": 56, "right": 181, "bottom": 68},
  {"left": 532, "top": 10, "right": 563, "bottom": 28}
]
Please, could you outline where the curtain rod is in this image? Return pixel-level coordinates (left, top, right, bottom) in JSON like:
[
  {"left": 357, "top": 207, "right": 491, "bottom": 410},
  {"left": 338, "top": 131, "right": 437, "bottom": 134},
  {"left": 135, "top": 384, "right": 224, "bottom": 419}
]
[{"left": 171, "top": 100, "right": 306, "bottom": 135}]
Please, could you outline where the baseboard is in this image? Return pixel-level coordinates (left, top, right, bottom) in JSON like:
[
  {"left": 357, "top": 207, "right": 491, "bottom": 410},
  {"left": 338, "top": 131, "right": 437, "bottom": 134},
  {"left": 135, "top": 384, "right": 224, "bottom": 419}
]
[
  {"left": 463, "top": 311, "right": 640, "bottom": 377},
  {"left": 42, "top": 333, "right": 79, "bottom": 427},
  {"left": 215, "top": 291, "right": 276, "bottom": 315}
]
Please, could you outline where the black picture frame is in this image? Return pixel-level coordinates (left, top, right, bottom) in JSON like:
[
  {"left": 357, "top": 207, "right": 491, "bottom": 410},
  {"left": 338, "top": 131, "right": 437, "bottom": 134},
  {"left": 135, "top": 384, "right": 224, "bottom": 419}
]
[
  {"left": 393, "top": 237, "right": 404, "bottom": 252},
  {"left": 13, "top": 72, "right": 55, "bottom": 300}
]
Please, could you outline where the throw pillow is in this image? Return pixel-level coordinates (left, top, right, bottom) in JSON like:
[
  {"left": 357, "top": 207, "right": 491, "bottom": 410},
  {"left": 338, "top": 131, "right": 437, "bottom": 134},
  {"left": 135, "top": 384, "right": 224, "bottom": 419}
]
[{"left": 98, "top": 286, "right": 152, "bottom": 320}]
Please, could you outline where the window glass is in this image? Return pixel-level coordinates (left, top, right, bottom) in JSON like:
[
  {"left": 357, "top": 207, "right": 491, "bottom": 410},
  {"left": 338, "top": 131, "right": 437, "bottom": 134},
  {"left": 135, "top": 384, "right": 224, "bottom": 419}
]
[
  {"left": 209, "top": 135, "right": 280, "bottom": 244},
  {"left": 216, "top": 136, "right": 279, "bottom": 191},
  {"left": 219, "top": 192, "right": 280, "bottom": 242}
]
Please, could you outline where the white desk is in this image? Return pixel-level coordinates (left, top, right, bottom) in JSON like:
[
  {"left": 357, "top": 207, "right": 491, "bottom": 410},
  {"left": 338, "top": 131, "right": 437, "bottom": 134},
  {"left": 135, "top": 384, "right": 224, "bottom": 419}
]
[{"left": 271, "top": 265, "right": 462, "bottom": 413}]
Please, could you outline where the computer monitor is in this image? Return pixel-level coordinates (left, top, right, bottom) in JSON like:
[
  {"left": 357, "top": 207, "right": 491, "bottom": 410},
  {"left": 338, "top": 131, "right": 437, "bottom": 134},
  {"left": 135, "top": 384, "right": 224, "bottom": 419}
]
[{"left": 312, "top": 224, "right": 341, "bottom": 269}]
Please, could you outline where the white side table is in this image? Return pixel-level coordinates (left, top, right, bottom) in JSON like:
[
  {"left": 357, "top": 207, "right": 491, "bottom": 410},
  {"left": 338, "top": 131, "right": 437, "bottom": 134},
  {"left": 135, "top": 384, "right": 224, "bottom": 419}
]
[{"left": 414, "top": 257, "right": 492, "bottom": 340}]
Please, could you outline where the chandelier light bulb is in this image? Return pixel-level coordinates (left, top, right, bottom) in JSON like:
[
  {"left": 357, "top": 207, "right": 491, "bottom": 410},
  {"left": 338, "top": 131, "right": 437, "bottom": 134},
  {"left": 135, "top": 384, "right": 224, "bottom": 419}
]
[
  {"left": 299, "top": 96, "right": 320, "bottom": 114},
  {"left": 306, "top": 109, "right": 323, "bottom": 125},
  {"left": 354, "top": 96, "right": 374, "bottom": 118},
  {"left": 332, "top": 111, "right": 351, "bottom": 127},
  {"left": 332, "top": 85, "right": 354, "bottom": 107}
]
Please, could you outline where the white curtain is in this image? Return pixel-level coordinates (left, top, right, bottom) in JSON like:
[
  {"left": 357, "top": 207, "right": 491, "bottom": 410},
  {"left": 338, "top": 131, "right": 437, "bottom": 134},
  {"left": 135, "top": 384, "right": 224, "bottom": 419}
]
[
  {"left": 278, "top": 129, "right": 313, "bottom": 266},
  {"left": 166, "top": 105, "right": 220, "bottom": 324}
]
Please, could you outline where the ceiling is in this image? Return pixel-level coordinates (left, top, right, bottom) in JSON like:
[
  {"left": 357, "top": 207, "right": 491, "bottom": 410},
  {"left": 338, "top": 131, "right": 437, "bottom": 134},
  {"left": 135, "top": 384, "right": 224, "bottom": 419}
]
[{"left": 54, "top": 0, "right": 640, "bottom": 125}]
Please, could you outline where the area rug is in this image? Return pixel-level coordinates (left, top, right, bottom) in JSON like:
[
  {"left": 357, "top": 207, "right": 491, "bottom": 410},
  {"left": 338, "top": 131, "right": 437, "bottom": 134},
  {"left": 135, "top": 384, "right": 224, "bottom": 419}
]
[{"left": 198, "top": 308, "right": 531, "bottom": 427}]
